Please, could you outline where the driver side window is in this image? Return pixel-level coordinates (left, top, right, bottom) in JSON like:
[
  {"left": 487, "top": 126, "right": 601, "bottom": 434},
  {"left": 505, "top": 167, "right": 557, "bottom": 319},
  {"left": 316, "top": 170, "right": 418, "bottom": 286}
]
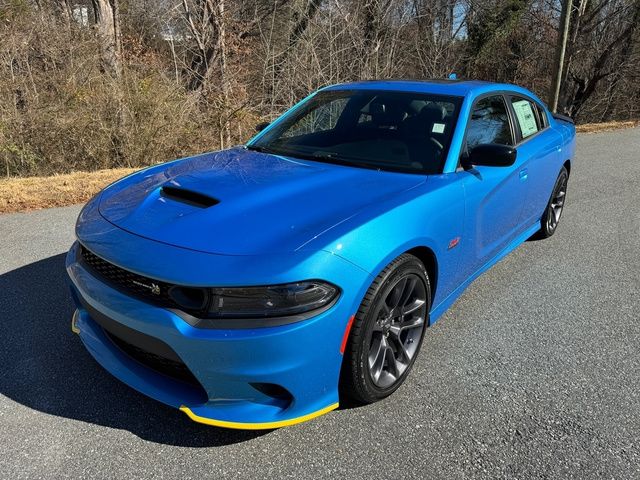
[{"left": 466, "top": 96, "right": 513, "bottom": 150}]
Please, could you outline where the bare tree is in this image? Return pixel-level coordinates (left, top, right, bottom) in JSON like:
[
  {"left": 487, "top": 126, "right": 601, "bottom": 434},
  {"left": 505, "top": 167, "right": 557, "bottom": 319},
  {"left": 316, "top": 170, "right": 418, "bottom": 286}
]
[
  {"left": 52, "top": 0, "right": 72, "bottom": 25},
  {"left": 91, "top": 0, "right": 122, "bottom": 78},
  {"left": 3, "top": 0, "right": 640, "bottom": 178},
  {"left": 561, "top": 0, "right": 640, "bottom": 119},
  {"left": 182, "top": 0, "right": 225, "bottom": 91}
]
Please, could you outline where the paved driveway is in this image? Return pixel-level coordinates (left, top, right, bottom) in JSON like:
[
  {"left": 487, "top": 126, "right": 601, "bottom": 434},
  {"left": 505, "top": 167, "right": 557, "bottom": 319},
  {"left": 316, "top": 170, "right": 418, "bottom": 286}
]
[{"left": 1, "top": 128, "right": 638, "bottom": 479}]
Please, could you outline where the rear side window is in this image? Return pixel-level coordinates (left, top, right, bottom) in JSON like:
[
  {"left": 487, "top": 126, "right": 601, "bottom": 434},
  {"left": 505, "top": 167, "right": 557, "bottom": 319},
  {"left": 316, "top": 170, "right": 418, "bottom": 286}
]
[
  {"left": 466, "top": 95, "right": 513, "bottom": 149},
  {"left": 511, "top": 97, "right": 541, "bottom": 139},
  {"left": 534, "top": 102, "right": 548, "bottom": 128}
]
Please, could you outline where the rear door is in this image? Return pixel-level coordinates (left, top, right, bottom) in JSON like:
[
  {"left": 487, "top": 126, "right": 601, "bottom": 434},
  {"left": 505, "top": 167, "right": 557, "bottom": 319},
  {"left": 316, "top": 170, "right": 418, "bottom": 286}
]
[
  {"left": 459, "top": 94, "right": 528, "bottom": 275},
  {"left": 506, "top": 95, "right": 562, "bottom": 227}
]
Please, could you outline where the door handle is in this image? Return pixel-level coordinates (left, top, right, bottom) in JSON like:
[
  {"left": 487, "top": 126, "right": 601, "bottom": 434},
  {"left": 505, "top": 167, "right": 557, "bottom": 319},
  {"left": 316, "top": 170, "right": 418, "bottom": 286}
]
[{"left": 519, "top": 168, "right": 528, "bottom": 181}]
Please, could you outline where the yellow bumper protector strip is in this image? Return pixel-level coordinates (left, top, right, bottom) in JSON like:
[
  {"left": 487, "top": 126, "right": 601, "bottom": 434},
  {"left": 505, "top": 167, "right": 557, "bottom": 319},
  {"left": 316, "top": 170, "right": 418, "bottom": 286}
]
[
  {"left": 71, "top": 310, "right": 80, "bottom": 334},
  {"left": 179, "top": 402, "right": 339, "bottom": 430}
]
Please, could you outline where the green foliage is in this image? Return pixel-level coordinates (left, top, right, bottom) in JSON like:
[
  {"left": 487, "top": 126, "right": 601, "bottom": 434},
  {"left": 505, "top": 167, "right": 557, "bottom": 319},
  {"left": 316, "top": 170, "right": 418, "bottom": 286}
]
[{"left": 465, "top": 0, "right": 530, "bottom": 81}]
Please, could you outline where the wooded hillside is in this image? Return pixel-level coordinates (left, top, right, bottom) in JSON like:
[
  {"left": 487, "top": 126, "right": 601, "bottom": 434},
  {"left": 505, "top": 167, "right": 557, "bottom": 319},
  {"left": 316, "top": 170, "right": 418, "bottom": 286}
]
[{"left": 1, "top": 0, "right": 639, "bottom": 177}]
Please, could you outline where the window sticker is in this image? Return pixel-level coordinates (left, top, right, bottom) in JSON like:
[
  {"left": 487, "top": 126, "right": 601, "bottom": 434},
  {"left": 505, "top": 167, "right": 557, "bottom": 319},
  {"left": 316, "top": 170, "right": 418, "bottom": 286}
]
[
  {"left": 512, "top": 100, "right": 538, "bottom": 137},
  {"left": 432, "top": 123, "right": 445, "bottom": 134}
]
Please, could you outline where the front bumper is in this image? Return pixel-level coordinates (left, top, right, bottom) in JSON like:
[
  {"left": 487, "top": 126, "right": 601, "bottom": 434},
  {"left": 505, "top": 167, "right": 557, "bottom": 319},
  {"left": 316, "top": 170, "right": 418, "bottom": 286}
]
[{"left": 66, "top": 237, "right": 370, "bottom": 429}]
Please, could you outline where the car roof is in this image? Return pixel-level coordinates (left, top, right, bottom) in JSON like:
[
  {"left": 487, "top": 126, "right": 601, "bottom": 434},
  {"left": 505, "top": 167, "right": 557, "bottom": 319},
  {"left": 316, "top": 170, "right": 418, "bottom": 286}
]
[{"left": 322, "top": 79, "right": 539, "bottom": 101}]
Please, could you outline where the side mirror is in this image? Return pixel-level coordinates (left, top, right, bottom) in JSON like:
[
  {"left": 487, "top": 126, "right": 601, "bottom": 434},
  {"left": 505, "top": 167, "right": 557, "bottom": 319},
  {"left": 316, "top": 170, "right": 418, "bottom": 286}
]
[
  {"left": 462, "top": 143, "right": 517, "bottom": 169},
  {"left": 255, "top": 121, "right": 270, "bottom": 132}
]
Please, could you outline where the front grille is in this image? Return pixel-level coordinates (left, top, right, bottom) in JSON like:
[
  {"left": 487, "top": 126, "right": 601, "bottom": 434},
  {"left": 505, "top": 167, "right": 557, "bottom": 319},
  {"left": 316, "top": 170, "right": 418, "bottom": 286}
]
[
  {"left": 105, "top": 330, "right": 203, "bottom": 388},
  {"left": 80, "top": 245, "right": 176, "bottom": 308},
  {"left": 77, "top": 259, "right": 208, "bottom": 401}
]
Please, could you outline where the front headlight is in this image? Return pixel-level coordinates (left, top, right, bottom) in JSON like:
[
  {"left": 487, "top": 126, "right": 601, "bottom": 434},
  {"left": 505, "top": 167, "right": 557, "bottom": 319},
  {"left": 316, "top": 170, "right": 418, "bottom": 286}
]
[
  {"left": 207, "top": 281, "right": 339, "bottom": 318},
  {"left": 169, "top": 281, "right": 340, "bottom": 326}
]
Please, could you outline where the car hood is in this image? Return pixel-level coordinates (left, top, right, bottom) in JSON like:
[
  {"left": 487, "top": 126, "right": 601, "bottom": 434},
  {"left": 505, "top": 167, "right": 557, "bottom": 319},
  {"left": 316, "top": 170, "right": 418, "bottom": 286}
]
[{"left": 98, "top": 147, "right": 425, "bottom": 255}]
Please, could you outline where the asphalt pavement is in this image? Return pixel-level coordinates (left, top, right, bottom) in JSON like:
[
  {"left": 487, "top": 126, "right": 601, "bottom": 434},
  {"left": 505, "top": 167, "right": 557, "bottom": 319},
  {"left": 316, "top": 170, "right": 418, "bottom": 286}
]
[{"left": 0, "top": 127, "right": 639, "bottom": 479}]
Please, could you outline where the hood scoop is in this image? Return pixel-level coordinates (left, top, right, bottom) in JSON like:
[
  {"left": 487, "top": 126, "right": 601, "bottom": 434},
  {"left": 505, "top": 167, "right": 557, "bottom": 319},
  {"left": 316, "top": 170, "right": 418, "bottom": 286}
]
[{"left": 160, "top": 185, "right": 219, "bottom": 208}]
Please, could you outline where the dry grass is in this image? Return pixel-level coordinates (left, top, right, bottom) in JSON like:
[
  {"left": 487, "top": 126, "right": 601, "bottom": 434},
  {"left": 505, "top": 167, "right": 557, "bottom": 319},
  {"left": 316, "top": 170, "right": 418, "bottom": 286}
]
[
  {"left": 0, "top": 168, "right": 138, "bottom": 214},
  {"left": 576, "top": 119, "right": 640, "bottom": 133}
]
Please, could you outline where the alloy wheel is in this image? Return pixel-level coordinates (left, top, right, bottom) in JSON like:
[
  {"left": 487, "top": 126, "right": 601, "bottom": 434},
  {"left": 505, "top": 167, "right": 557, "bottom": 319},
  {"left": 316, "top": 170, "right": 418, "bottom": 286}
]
[
  {"left": 547, "top": 173, "right": 568, "bottom": 233},
  {"left": 367, "top": 273, "right": 427, "bottom": 389}
]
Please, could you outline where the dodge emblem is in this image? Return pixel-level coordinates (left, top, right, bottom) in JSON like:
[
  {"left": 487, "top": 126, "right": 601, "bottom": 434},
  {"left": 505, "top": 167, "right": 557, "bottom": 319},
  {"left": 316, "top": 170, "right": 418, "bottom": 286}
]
[{"left": 132, "top": 279, "right": 161, "bottom": 295}]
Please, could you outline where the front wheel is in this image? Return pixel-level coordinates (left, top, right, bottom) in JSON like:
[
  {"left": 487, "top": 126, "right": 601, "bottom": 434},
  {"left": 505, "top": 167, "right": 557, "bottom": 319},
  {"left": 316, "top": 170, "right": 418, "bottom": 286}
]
[
  {"left": 535, "top": 167, "right": 569, "bottom": 239},
  {"left": 340, "top": 254, "right": 430, "bottom": 404}
]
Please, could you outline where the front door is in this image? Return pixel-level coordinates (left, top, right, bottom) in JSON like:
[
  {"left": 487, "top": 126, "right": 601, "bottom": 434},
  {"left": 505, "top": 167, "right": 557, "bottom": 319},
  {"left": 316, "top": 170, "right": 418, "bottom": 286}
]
[{"left": 460, "top": 94, "right": 528, "bottom": 275}]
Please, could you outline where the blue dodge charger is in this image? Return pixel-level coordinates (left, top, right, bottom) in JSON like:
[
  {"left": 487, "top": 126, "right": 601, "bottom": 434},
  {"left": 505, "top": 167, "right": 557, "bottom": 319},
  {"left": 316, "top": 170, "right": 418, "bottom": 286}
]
[{"left": 67, "top": 79, "right": 576, "bottom": 429}]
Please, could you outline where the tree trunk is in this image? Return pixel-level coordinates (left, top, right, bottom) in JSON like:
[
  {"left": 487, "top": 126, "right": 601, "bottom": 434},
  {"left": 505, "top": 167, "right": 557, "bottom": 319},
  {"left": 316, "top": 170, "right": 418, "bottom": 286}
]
[
  {"left": 548, "top": 0, "right": 572, "bottom": 112},
  {"left": 91, "top": 0, "right": 122, "bottom": 78},
  {"left": 361, "top": 0, "right": 380, "bottom": 78},
  {"left": 565, "top": 2, "right": 640, "bottom": 118},
  {"left": 91, "top": 0, "right": 124, "bottom": 164},
  {"left": 182, "top": 0, "right": 221, "bottom": 92},
  {"left": 558, "top": 0, "right": 587, "bottom": 110},
  {"left": 215, "top": 0, "right": 231, "bottom": 147},
  {"left": 53, "top": 0, "right": 72, "bottom": 25},
  {"left": 271, "top": 0, "right": 323, "bottom": 83}
]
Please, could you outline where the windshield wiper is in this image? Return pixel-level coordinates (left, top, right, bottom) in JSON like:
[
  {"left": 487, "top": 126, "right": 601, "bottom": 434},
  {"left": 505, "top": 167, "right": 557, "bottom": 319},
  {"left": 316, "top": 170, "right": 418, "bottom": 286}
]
[
  {"left": 304, "top": 152, "right": 380, "bottom": 170},
  {"left": 246, "top": 145, "right": 380, "bottom": 171},
  {"left": 244, "top": 144, "right": 275, "bottom": 154}
]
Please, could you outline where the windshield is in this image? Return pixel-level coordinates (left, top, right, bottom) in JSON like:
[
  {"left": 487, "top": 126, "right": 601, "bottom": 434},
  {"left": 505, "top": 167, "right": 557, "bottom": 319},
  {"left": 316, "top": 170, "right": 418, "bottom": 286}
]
[{"left": 250, "top": 89, "right": 462, "bottom": 174}]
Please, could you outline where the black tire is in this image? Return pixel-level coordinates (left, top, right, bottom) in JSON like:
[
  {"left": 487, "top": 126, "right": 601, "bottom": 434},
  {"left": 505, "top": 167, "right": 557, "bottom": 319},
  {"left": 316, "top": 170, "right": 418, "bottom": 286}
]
[
  {"left": 340, "top": 253, "right": 430, "bottom": 405},
  {"left": 535, "top": 166, "right": 569, "bottom": 239}
]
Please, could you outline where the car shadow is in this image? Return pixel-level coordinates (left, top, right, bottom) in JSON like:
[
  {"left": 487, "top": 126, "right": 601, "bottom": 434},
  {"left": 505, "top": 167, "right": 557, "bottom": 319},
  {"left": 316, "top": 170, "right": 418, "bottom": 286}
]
[{"left": 0, "top": 254, "right": 268, "bottom": 447}]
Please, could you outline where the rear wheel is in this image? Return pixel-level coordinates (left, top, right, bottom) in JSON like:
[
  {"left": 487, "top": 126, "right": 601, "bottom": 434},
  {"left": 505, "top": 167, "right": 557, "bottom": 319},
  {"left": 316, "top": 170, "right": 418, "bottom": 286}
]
[
  {"left": 536, "top": 167, "right": 568, "bottom": 239},
  {"left": 340, "top": 254, "right": 430, "bottom": 404}
]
